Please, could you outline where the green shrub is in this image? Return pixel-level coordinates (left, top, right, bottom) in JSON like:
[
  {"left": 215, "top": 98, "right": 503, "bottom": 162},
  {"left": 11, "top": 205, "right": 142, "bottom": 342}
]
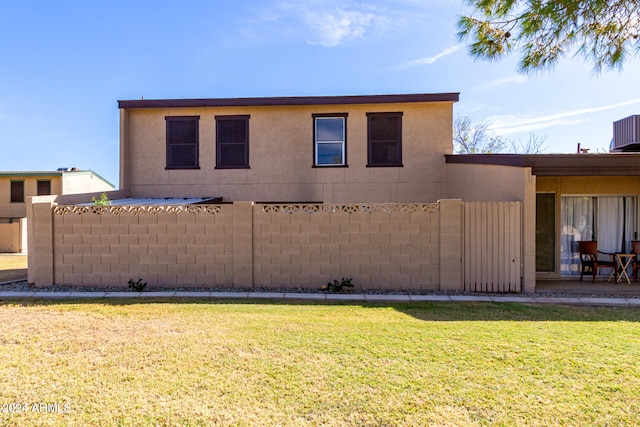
[
  {"left": 322, "top": 277, "right": 354, "bottom": 293},
  {"left": 128, "top": 278, "right": 147, "bottom": 292}
]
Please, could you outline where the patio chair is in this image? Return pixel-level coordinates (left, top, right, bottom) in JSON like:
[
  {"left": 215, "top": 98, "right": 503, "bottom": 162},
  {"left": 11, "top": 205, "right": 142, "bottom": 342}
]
[
  {"left": 578, "top": 241, "right": 616, "bottom": 283},
  {"left": 631, "top": 241, "right": 640, "bottom": 282}
]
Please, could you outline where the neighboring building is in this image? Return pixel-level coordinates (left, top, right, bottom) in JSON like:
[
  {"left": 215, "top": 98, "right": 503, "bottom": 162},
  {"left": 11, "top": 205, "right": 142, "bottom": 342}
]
[
  {"left": 0, "top": 169, "right": 114, "bottom": 252},
  {"left": 117, "top": 93, "right": 459, "bottom": 203}
]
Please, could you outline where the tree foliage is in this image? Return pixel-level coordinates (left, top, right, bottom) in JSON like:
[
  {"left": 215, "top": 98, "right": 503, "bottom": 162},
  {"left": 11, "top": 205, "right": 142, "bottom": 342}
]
[
  {"left": 454, "top": 115, "right": 506, "bottom": 154},
  {"left": 457, "top": 0, "right": 640, "bottom": 73},
  {"left": 454, "top": 115, "right": 546, "bottom": 154}
]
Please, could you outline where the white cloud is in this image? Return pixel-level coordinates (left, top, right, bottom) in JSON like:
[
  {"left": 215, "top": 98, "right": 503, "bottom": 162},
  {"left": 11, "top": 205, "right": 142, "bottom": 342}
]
[
  {"left": 476, "top": 75, "right": 528, "bottom": 89},
  {"left": 488, "top": 98, "right": 640, "bottom": 135},
  {"left": 242, "top": 1, "right": 392, "bottom": 47},
  {"left": 303, "top": 8, "right": 383, "bottom": 47},
  {"left": 398, "top": 45, "right": 462, "bottom": 68}
]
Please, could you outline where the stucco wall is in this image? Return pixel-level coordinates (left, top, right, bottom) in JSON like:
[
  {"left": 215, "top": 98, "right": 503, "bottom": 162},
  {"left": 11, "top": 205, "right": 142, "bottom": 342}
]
[
  {"left": 60, "top": 172, "right": 114, "bottom": 195},
  {"left": 0, "top": 219, "right": 26, "bottom": 253},
  {"left": 446, "top": 163, "right": 536, "bottom": 292},
  {"left": 120, "top": 102, "right": 454, "bottom": 203}
]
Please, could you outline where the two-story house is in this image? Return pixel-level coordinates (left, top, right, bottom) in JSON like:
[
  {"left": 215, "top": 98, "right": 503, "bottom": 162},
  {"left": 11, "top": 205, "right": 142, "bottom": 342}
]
[{"left": 117, "top": 93, "right": 459, "bottom": 203}]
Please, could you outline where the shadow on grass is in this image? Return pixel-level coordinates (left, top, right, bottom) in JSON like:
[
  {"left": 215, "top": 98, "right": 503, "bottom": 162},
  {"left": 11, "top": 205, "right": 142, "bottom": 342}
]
[{"left": 1, "top": 297, "right": 640, "bottom": 322}]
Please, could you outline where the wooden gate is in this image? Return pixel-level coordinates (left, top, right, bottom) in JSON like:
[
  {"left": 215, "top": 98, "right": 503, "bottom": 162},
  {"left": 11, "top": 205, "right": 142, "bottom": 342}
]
[{"left": 464, "top": 202, "right": 522, "bottom": 292}]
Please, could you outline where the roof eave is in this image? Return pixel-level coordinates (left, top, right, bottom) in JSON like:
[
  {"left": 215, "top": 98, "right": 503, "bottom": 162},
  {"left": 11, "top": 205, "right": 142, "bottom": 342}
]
[{"left": 118, "top": 93, "right": 460, "bottom": 109}]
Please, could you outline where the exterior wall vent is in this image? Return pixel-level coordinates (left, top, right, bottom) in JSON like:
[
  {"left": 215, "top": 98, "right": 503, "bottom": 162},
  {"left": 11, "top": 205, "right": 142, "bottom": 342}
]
[{"left": 611, "top": 115, "right": 640, "bottom": 152}]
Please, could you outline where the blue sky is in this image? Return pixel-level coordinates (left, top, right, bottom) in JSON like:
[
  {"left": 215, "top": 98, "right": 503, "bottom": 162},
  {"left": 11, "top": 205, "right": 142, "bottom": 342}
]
[{"left": 2, "top": 0, "right": 639, "bottom": 187}]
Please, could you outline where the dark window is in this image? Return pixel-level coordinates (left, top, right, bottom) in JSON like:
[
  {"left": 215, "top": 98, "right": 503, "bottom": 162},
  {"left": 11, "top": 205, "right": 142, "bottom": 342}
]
[
  {"left": 367, "top": 112, "right": 403, "bottom": 167},
  {"left": 166, "top": 116, "right": 199, "bottom": 169},
  {"left": 10, "top": 181, "right": 24, "bottom": 203},
  {"left": 313, "top": 113, "right": 347, "bottom": 166},
  {"left": 216, "top": 115, "right": 250, "bottom": 168},
  {"left": 37, "top": 180, "right": 51, "bottom": 196}
]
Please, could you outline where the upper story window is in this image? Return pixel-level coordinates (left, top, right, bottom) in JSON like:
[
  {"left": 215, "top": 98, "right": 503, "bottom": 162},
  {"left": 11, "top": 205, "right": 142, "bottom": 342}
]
[
  {"left": 216, "top": 115, "right": 250, "bottom": 169},
  {"left": 37, "top": 180, "right": 51, "bottom": 196},
  {"left": 367, "top": 112, "right": 403, "bottom": 167},
  {"left": 313, "top": 114, "right": 347, "bottom": 167},
  {"left": 10, "top": 181, "right": 24, "bottom": 203},
  {"left": 166, "top": 116, "right": 199, "bottom": 169}
]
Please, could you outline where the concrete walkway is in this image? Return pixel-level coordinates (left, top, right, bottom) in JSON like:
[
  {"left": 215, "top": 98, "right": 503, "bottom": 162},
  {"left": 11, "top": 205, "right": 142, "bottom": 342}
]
[{"left": 0, "top": 289, "right": 639, "bottom": 306}]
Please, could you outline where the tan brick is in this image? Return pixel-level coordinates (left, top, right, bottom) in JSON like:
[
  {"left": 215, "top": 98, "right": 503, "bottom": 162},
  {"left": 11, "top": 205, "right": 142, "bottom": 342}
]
[
  {"left": 82, "top": 273, "right": 103, "bottom": 285},
  {"left": 400, "top": 223, "right": 421, "bottom": 234},
  {"left": 299, "top": 244, "right": 321, "bottom": 255},
  {"left": 167, "top": 244, "right": 186, "bottom": 255},
  {"left": 62, "top": 273, "right": 83, "bottom": 285},
  {"left": 379, "top": 223, "right": 400, "bottom": 234},
  {"left": 118, "top": 214, "right": 139, "bottom": 225},
  {"left": 120, "top": 234, "right": 139, "bottom": 245},
  {"left": 330, "top": 233, "right": 350, "bottom": 244},
  {"left": 309, "top": 214, "right": 331, "bottom": 224},
  {"left": 369, "top": 234, "right": 390, "bottom": 245},
  {"left": 349, "top": 233, "right": 370, "bottom": 245},
  {"left": 129, "top": 224, "right": 148, "bottom": 235},
  {"left": 80, "top": 214, "right": 101, "bottom": 225},
  {"left": 149, "top": 224, "right": 167, "bottom": 235},
  {"left": 63, "top": 254, "right": 82, "bottom": 265},
  {"left": 300, "top": 223, "right": 321, "bottom": 234},
  {"left": 185, "top": 264, "right": 206, "bottom": 276},
  {"left": 122, "top": 253, "right": 137, "bottom": 264},
  {"left": 72, "top": 224, "right": 91, "bottom": 235},
  {"left": 176, "top": 212, "right": 196, "bottom": 224},
  {"left": 111, "top": 263, "right": 130, "bottom": 274},
  {"left": 138, "top": 214, "right": 159, "bottom": 225},
  {"left": 320, "top": 264, "right": 340, "bottom": 275},
  {"left": 390, "top": 212, "right": 411, "bottom": 224},
  {"left": 148, "top": 245, "right": 167, "bottom": 255},
  {"left": 380, "top": 264, "right": 401, "bottom": 274},
  {"left": 138, "top": 234, "right": 158, "bottom": 245},
  {"left": 157, "top": 213, "right": 177, "bottom": 225},
  {"left": 177, "top": 234, "right": 196, "bottom": 245},
  {"left": 187, "top": 244, "right": 207, "bottom": 255},
  {"left": 359, "top": 263, "right": 380, "bottom": 275},
  {"left": 129, "top": 264, "right": 148, "bottom": 275},
  {"left": 369, "top": 212, "right": 390, "bottom": 224},
  {"left": 157, "top": 274, "right": 178, "bottom": 286},
  {"left": 309, "top": 234, "right": 330, "bottom": 244},
  {"left": 300, "top": 264, "right": 321, "bottom": 275},
  {"left": 139, "top": 254, "right": 158, "bottom": 264},
  {"left": 205, "top": 263, "right": 225, "bottom": 275},
  {"left": 320, "top": 243, "right": 340, "bottom": 255},
  {"left": 63, "top": 234, "right": 82, "bottom": 245},
  {"left": 270, "top": 234, "right": 291, "bottom": 245}
]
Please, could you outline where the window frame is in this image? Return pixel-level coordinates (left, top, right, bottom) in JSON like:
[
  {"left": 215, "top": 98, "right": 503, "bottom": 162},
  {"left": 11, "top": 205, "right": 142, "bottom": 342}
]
[
  {"left": 37, "top": 180, "right": 51, "bottom": 196},
  {"left": 366, "top": 112, "right": 403, "bottom": 167},
  {"left": 165, "top": 116, "right": 200, "bottom": 170},
  {"left": 215, "top": 115, "right": 250, "bottom": 169},
  {"left": 10, "top": 180, "right": 24, "bottom": 203},
  {"left": 312, "top": 113, "right": 348, "bottom": 167}
]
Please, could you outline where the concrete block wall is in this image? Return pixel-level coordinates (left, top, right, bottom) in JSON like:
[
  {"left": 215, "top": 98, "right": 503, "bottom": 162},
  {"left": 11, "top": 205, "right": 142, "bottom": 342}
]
[
  {"left": 27, "top": 199, "right": 469, "bottom": 291},
  {"left": 253, "top": 204, "right": 440, "bottom": 290},
  {"left": 51, "top": 205, "right": 233, "bottom": 287}
]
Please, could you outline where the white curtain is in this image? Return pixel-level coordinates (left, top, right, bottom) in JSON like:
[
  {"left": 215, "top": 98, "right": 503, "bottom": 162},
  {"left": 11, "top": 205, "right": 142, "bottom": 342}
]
[
  {"left": 561, "top": 196, "right": 637, "bottom": 276},
  {"left": 561, "top": 197, "right": 593, "bottom": 275},
  {"left": 598, "top": 197, "right": 624, "bottom": 254}
]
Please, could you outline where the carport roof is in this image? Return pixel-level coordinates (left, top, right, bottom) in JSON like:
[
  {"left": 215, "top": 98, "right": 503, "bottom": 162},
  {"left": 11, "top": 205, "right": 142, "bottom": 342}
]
[{"left": 445, "top": 153, "right": 640, "bottom": 176}]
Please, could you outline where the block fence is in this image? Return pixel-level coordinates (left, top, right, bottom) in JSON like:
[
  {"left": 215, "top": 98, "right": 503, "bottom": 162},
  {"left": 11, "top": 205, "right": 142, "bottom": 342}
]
[{"left": 26, "top": 199, "right": 465, "bottom": 291}]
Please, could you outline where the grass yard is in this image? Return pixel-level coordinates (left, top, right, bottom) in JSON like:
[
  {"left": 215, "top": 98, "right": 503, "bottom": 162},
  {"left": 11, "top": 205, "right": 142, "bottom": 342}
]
[
  {"left": 0, "top": 255, "right": 27, "bottom": 282},
  {"left": 1, "top": 300, "right": 640, "bottom": 426}
]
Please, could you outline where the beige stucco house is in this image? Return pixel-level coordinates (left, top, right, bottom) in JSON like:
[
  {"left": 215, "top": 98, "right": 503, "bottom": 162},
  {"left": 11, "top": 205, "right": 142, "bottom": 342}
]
[
  {"left": 118, "top": 93, "right": 459, "bottom": 202},
  {"left": 0, "top": 169, "right": 113, "bottom": 253},
  {"left": 25, "top": 93, "right": 640, "bottom": 293}
]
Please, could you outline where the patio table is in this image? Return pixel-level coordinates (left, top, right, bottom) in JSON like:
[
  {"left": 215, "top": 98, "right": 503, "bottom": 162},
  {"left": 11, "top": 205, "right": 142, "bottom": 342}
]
[{"left": 614, "top": 253, "right": 635, "bottom": 284}]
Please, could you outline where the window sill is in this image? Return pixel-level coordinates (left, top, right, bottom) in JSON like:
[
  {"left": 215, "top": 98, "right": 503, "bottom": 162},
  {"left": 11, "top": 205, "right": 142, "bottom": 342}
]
[
  {"left": 366, "top": 164, "right": 404, "bottom": 168},
  {"left": 312, "top": 165, "right": 349, "bottom": 168},
  {"left": 165, "top": 166, "right": 201, "bottom": 170},
  {"left": 215, "top": 166, "right": 251, "bottom": 170}
]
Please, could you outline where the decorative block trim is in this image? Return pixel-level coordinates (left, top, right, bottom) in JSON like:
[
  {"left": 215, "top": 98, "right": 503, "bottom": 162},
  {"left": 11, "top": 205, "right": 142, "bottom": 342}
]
[
  {"left": 53, "top": 205, "right": 223, "bottom": 215},
  {"left": 260, "top": 203, "right": 439, "bottom": 214}
]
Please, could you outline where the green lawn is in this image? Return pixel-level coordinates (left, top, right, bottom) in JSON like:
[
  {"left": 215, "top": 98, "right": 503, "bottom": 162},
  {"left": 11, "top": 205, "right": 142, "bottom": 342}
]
[
  {"left": 1, "top": 300, "right": 639, "bottom": 426},
  {"left": 0, "top": 255, "right": 27, "bottom": 282}
]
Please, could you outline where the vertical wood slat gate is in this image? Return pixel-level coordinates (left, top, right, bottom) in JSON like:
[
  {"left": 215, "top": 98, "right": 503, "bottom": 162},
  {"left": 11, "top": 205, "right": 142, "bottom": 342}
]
[{"left": 464, "top": 202, "right": 522, "bottom": 292}]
